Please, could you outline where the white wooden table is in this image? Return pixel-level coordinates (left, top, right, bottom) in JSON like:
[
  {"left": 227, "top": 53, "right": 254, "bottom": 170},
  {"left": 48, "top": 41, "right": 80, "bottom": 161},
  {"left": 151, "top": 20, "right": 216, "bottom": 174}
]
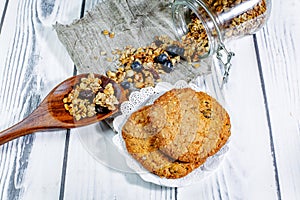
[{"left": 0, "top": 0, "right": 299, "bottom": 199}]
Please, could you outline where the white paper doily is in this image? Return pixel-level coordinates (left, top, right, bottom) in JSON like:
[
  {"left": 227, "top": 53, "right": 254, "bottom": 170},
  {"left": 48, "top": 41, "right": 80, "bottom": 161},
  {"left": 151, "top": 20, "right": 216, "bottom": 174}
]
[{"left": 112, "top": 80, "right": 229, "bottom": 187}]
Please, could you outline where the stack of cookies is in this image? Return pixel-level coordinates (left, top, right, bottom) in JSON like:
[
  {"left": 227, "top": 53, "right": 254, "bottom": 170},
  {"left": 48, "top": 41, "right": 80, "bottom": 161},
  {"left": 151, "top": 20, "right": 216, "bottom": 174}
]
[{"left": 122, "top": 88, "right": 231, "bottom": 179}]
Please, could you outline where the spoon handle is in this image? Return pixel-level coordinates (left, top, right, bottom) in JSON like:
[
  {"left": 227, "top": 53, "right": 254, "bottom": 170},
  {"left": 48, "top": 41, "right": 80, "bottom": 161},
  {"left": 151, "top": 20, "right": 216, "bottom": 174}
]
[{"left": 0, "top": 108, "right": 63, "bottom": 145}]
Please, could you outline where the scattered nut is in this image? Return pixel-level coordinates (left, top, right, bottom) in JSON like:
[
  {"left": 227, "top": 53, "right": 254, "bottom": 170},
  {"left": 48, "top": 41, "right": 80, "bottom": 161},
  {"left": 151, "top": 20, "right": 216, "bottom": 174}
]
[
  {"left": 102, "top": 30, "right": 109, "bottom": 35},
  {"left": 109, "top": 32, "right": 115, "bottom": 38}
]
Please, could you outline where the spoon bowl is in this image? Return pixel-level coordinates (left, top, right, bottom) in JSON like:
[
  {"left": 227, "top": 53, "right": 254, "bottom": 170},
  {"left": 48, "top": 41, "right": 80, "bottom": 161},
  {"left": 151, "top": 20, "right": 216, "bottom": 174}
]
[{"left": 0, "top": 73, "right": 126, "bottom": 145}]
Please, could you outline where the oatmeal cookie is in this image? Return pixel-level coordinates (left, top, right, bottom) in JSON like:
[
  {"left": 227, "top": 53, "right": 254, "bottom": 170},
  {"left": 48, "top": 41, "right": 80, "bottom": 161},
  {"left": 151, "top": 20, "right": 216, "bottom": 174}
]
[
  {"left": 122, "top": 105, "right": 202, "bottom": 179},
  {"left": 157, "top": 88, "right": 231, "bottom": 163}
]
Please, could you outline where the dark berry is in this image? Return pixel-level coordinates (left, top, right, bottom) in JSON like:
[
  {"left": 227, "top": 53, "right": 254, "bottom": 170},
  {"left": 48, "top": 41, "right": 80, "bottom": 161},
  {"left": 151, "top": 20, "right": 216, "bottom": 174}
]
[
  {"left": 166, "top": 45, "right": 185, "bottom": 57},
  {"left": 78, "top": 89, "right": 94, "bottom": 101},
  {"left": 95, "top": 105, "right": 109, "bottom": 114},
  {"left": 121, "top": 81, "right": 130, "bottom": 89},
  {"left": 131, "top": 61, "right": 143, "bottom": 72},
  {"left": 154, "top": 53, "right": 168, "bottom": 64},
  {"left": 162, "top": 60, "right": 174, "bottom": 73}
]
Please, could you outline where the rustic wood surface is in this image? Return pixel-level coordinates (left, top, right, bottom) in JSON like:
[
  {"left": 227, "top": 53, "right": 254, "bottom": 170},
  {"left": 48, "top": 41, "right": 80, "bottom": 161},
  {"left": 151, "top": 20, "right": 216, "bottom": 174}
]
[{"left": 0, "top": 0, "right": 299, "bottom": 199}]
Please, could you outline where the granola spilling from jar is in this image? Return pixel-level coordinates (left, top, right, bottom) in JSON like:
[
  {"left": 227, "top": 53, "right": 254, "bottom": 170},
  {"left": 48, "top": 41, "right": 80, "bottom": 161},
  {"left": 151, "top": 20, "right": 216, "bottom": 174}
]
[
  {"left": 63, "top": 73, "right": 119, "bottom": 121},
  {"left": 101, "top": 0, "right": 268, "bottom": 93},
  {"left": 103, "top": 31, "right": 209, "bottom": 92},
  {"left": 102, "top": 35, "right": 202, "bottom": 93}
]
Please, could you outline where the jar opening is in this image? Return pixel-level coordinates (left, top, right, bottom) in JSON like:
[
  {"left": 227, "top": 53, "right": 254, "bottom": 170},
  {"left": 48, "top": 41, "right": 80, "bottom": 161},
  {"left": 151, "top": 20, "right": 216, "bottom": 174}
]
[{"left": 172, "top": 0, "right": 220, "bottom": 60}]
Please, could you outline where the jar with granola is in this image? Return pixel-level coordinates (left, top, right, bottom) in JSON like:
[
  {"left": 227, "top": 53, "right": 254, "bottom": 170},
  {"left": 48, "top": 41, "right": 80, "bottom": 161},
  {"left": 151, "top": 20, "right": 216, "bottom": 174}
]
[{"left": 172, "top": 0, "right": 271, "bottom": 82}]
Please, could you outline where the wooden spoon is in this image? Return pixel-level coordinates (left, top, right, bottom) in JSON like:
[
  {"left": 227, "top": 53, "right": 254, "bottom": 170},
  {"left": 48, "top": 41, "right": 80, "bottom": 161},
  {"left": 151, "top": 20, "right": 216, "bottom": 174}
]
[{"left": 0, "top": 73, "right": 126, "bottom": 145}]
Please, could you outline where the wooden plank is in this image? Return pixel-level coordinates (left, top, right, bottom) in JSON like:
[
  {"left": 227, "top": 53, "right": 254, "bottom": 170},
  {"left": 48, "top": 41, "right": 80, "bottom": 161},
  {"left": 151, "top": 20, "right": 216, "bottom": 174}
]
[
  {"left": 0, "top": 0, "right": 82, "bottom": 199},
  {"left": 0, "top": 1, "right": 6, "bottom": 14},
  {"left": 63, "top": 124, "right": 176, "bottom": 200},
  {"left": 0, "top": 1, "right": 9, "bottom": 31},
  {"left": 84, "top": 0, "right": 104, "bottom": 9},
  {"left": 176, "top": 37, "right": 278, "bottom": 199},
  {"left": 255, "top": 0, "right": 300, "bottom": 199}
]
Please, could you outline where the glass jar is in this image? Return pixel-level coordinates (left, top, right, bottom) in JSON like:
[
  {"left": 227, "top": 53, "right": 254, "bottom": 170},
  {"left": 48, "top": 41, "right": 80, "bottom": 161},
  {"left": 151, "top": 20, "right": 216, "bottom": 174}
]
[{"left": 171, "top": 0, "right": 271, "bottom": 82}]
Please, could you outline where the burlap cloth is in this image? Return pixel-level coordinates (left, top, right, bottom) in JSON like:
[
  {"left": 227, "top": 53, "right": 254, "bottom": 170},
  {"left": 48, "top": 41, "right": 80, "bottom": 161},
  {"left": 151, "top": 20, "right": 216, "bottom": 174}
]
[{"left": 54, "top": 0, "right": 212, "bottom": 85}]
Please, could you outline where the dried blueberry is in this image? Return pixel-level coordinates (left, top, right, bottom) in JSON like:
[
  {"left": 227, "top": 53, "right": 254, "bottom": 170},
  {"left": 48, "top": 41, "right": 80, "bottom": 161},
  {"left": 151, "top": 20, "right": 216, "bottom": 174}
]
[
  {"left": 154, "top": 53, "right": 168, "bottom": 64},
  {"left": 121, "top": 81, "right": 130, "bottom": 89},
  {"left": 78, "top": 89, "right": 94, "bottom": 101},
  {"left": 166, "top": 45, "right": 185, "bottom": 57},
  {"left": 162, "top": 60, "right": 174, "bottom": 73},
  {"left": 95, "top": 105, "right": 109, "bottom": 114},
  {"left": 131, "top": 61, "right": 143, "bottom": 72}
]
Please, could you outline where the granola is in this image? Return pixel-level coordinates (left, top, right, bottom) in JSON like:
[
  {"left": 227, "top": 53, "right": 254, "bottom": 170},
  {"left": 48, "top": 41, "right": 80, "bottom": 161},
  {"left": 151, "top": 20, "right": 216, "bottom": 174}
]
[{"left": 63, "top": 73, "right": 119, "bottom": 121}]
